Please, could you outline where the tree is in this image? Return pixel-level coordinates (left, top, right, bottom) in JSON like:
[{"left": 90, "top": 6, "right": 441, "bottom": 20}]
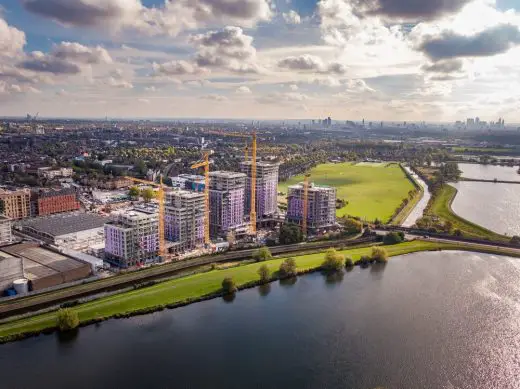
[
  {"left": 511, "top": 236, "right": 520, "bottom": 246},
  {"left": 279, "top": 223, "right": 304, "bottom": 245},
  {"left": 444, "top": 220, "right": 454, "bottom": 233},
  {"left": 56, "top": 309, "right": 79, "bottom": 332},
  {"left": 322, "top": 248, "right": 344, "bottom": 272},
  {"left": 279, "top": 257, "right": 297, "bottom": 277},
  {"left": 345, "top": 257, "right": 354, "bottom": 268},
  {"left": 141, "top": 187, "right": 155, "bottom": 203},
  {"left": 128, "top": 186, "right": 140, "bottom": 199},
  {"left": 383, "top": 232, "right": 404, "bottom": 245},
  {"left": 371, "top": 247, "right": 389, "bottom": 263},
  {"left": 253, "top": 246, "right": 272, "bottom": 262},
  {"left": 343, "top": 218, "right": 363, "bottom": 234},
  {"left": 257, "top": 265, "right": 271, "bottom": 283},
  {"left": 222, "top": 277, "right": 237, "bottom": 294}
]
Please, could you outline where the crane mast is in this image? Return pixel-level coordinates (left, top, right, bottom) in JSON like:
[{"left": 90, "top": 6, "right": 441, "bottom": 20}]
[{"left": 250, "top": 131, "right": 257, "bottom": 235}]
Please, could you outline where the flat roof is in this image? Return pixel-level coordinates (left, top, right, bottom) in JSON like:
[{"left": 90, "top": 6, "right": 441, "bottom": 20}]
[
  {"left": 240, "top": 161, "right": 280, "bottom": 168},
  {"left": 1, "top": 243, "right": 87, "bottom": 281},
  {"left": 210, "top": 171, "right": 247, "bottom": 178},
  {"left": 21, "top": 212, "right": 107, "bottom": 237}
]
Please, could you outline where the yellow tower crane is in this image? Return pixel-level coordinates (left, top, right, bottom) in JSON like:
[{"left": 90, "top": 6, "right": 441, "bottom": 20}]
[
  {"left": 191, "top": 152, "right": 211, "bottom": 246},
  {"left": 302, "top": 174, "right": 311, "bottom": 237},
  {"left": 250, "top": 131, "right": 257, "bottom": 235},
  {"left": 124, "top": 176, "right": 166, "bottom": 257}
]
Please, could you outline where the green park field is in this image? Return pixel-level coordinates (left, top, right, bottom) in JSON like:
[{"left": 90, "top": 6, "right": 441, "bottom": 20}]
[{"left": 279, "top": 163, "right": 415, "bottom": 222}]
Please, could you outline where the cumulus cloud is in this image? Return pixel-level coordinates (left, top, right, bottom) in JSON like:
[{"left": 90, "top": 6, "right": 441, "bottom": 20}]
[
  {"left": 18, "top": 42, "right": 112, "bottom": 75},
  {"left": 422, "top": 59, "right": 464, "bottom": 74},
  {"left": 282, "top": 10, "right": 301, "bottom": 25},
  {"left": 236, "top": 86, "right": 252, "bottom": 94},
  {"left": 191, "top": 26, "right": 261, "bottom": 73},
  {"left": 152, "top": 60, "right": 204, "bottom": 76},
  {"left": 349, "top": 0, "right": 472, "bottom": 21},
  {"left": 0, "top": 17, "right": 26, "bottom": 56},
  {"left": 53, "top": 42, "right": 112, "bottom": 64},
  {"left": 419, "top": 24, "right": 520, "bottom": 61},
  {"left": 22, "top": 0, "right": 272, "bottom": 36},
  {"left": 200, "top": 93, "right": 228, "bottom": 101},
  {"left": 277, "top": 54, "right": 347, "bottom": 75},
  {"left": 257, "top": 91, "right": 310, "bottom": 104}
]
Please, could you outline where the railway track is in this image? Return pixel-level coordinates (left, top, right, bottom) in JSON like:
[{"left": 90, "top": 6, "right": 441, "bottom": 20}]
[{"left": 0, "top": 237, "right": 376, "bottom": 319}]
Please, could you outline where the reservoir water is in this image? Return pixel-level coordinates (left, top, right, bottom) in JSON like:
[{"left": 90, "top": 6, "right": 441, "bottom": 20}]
[
  {"left": 402, "top": 167, "right": 430, "bottom": 227},
  {"left": 451, "top": 182, "right": 520, "bottom": 236},
  {"left": 458, "top": 163, "right": 520, "bottom": 181},
  {"left": 1, "top": 251, "right": 520, "bottom": 389}
]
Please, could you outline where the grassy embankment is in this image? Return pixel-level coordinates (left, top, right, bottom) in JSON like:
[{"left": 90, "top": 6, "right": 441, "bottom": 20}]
[
  {"left": 279, "top": 162, "right": 415, "bottom": 223},
  {"left": 2, "top": 240, "right": 519, "bottom": 342},
  {"left": 427, "top": 184, "right": 509, "bottom": 242},
  {"left": 390, "top": 166, "right": 424, "bottom": 225}
]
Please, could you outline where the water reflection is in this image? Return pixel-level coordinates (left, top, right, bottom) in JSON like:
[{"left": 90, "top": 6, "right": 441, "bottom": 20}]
[
  {"left": 257, "top": 284, "right": 271, "bottom": 297},
  {"left": 222, "top": 293, "right": 236, "bottom": 303},
  {"left": 324, "top": 271, "right": 345, "bottom": 286},
  {"left": 279, "top": 277, "right": 298, "bottom": 287},
  {"left": 56, "top": 329, "right": 79, "bottom": 345}
]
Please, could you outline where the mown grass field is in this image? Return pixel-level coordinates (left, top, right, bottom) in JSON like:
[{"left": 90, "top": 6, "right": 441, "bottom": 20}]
[
  {"left": 3, "top": 240, "right": 517, "bottom": 340},
  {"left": 279, "top": 162, "right": 415, "bottom": 222},
  {"left": 427, "top": 185, "right": 509, "bottom": 242}
]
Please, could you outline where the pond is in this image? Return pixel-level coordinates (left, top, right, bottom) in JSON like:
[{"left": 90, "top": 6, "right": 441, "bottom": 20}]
[{"left": 458, "top": 163, "right": 520, "bottom": 181}]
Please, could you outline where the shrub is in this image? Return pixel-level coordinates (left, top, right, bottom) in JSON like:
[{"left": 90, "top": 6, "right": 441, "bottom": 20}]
[
  {"left": 383, "top": 232, "right": 404, "bottom": 245},
  {"left": 322, "top": 249, "right": 345, "bottom": 272},
  {"left": 453, "top": 229, "right": 463, "bottom": 237},
  {"left": 253, "top": 246, "right": 273, "bottom": 262},
  {"left": 257, "top": 265, "right": 271, "bottom": 283},
  {"left": 222, "top": 277, "right": 237, "bottom": 294},
  {"left": 279, "top": 257, "right": 297, "bottom": 277},
  {"left": 343, "top": 218, "right": 363, "bottom": 234},
  {"left": 56, "top": 309, "right": 79, "bottom": 332},
  {"left": 510, "top": 236, "right": 520, "bottom": 246},
  {"left": 371, "top": 247, "right": 389, "bottom": 263},
  {"left": 345, "top": 257, "right": 354, "bottom": 268},
  {"left": 359, "top": 255, "right": 371, "bottom": 268}
]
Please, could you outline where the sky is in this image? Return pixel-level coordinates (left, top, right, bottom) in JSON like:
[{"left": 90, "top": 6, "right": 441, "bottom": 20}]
[{"left": 1, "top": 0, "right": 520, "bottom": 122}]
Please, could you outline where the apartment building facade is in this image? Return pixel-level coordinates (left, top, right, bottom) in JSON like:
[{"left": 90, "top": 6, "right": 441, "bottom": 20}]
[
  {"left": 240, "top": 161, "right": 279, "bottom": 220},
  {"left": 0, "top": 188, "right": 31, "bottom": 220}
]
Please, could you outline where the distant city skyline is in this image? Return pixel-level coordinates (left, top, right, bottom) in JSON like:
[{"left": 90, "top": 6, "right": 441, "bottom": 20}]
[{"left": 1, "top": 0, "right": 520, "bottom": 121}]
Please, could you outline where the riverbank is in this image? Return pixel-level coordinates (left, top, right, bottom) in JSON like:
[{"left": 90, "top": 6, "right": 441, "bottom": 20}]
[
  {"left": 2, "top": 240, "right": 519, "bottom": 344},
  {"left": 426, "top": 185, "right": 509, "bottom": 242}
]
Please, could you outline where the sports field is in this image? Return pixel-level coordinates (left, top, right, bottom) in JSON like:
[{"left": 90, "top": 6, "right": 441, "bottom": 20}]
[{"left": 279, "top": 163, "right": 415, "bottom": 222}]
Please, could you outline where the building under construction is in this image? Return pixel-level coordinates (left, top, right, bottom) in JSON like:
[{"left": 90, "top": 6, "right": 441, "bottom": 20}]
[
  {"left": 104, "top": 208, "right": 159, "bottom": 268},
  {"left": 164, "top": 190, "right": 205, "bottom": 254},
  {"left": 209, "top": 171, "right": 247, "bottom": 237},
  {"left": 240, "top": 161, "right": 279, "bottom": 220},
  {"left": 286, "top": 182, "right": 337, "bottom": 232}
]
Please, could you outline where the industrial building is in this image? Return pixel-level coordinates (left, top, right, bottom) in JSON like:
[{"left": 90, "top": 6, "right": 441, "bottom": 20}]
[
  {"left": 104, "top": 208, "right": 159, "bottom": 268},
  {"left": 286, "top": 182, "right": 337, "bottom": 232},
  {"left": 19, "top": 212, "right": 106, "bottom": 251},
  {"left": 209, "top": 171, "right": 247, "bottom": 237},
  {"left": 0, "top": 250, "right": 23, "bottom": 292},
  {"left": 0, "top": 215, "right": 12, "bottom": 245},
  {"left": 1, "top": 242, "right": 92, "bottom": 292},
  {"left": 165, "top": 190, "right": 205, "bottom": 254},
  {"left": 0, "top": 188, "right": 31, "bottom": 220},
  {"left": 240, "top": 161, "right": 279, "bottom": 220},
  {"left": 33, "top": 188, "right": 80, "bottom": 216}
]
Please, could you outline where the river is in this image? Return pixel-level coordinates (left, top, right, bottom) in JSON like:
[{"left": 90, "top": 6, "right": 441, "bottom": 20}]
[
  {"left": 402, "top": 167, "right": 430, "bottom": 227},
  {"left": 1, "top": 251, "right": 520, "bottom": 389},
  {"left": 458, "top": 163, "right": 520, "bottom": 181},
  {"left": 451, "top": 181, "right": 520, "bottom": 236}
]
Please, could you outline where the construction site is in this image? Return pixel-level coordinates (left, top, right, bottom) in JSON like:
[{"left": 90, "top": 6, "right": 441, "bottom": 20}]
[{"left": 98, "top": 131, "right": 338, "bottom": 266}]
